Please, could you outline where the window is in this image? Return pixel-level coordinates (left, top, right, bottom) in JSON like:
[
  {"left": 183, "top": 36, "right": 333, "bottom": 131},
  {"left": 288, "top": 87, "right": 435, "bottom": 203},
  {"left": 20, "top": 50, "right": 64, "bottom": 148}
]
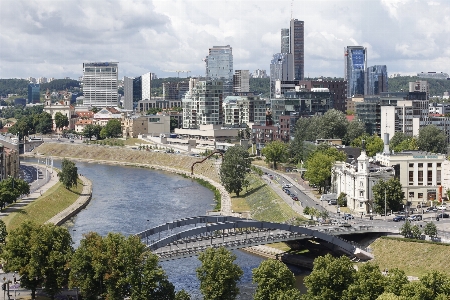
[
  {"left": 359, "top": 202, "right": 364, "bottom": 208},
  {"left": 418, "top": 171, "right": 423, "bottom": 185},
  {"left": 360, "top": 191, "right": 364, "bottom": 197},
  {"left": 418, "top": 163, "right": 423, "bottom": 168},
  {"left": 409, "top": 163, "right": 414, "bottom": 167},
  {"left": 418, "top": 193, "right": 423, "bottom": 199},
  {"left": 409, "top": 171, "right": 414, "bottom": 183},
  {"left": 428, "top": 170, "right": 433, "bottom": 182},
  {"left": 437, "top": 170, "right": 441, "bottom": 185},
  {"left": 360, "top": 181, "right": 364, "bottom": 187},
  {"left": 438, "top": 163, "right": 441, "bottom": 167},
  {"left": 428, "top": 163, "right": 433, "bottom": 168},
  {"left": 409, "top": 192, "right": 414, "bottom": 198}
]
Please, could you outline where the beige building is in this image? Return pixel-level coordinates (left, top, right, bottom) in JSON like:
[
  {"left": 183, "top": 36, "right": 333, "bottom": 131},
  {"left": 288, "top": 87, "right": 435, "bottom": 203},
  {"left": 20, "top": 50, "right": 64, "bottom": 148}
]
[
  {"left": 0, "top": 144, "right": 19, "bottom": 180},
  {"left": 43, "top": 100, "right": 76, "bottom": 131},
  {"left": 93, "top": 107, "right": 121, "bottom": 126},
  {"left": 174, "top": 124, "right": 239, "bottom": 142},
  {"left": 122, "top": 114, "right": 171, "bottom": 138}
]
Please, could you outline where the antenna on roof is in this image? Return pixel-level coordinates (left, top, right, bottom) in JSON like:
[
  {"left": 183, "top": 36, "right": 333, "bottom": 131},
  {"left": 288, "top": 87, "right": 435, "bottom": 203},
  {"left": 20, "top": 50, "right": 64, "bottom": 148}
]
[{"left": 291, "top": 0, "right": 293, "bottom": 19}]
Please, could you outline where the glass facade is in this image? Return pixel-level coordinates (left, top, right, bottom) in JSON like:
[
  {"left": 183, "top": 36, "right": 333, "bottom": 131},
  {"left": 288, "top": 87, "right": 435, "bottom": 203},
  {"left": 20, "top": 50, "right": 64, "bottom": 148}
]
[
  {"left": 28, "top": 83, "right": 40, "bottom": 104},
  {"left": 365, "top": 65, "right": 388, "bottom": 95},
  {"left": 83, "top": 62, "right": 118, "bottom": 107},
  {"left": 345, "top": 46, "right": 366, "bottom": 98}
]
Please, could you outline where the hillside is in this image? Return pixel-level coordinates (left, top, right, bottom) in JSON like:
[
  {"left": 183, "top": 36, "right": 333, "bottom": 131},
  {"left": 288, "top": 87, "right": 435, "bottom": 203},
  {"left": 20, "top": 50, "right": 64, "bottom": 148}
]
[{"left": 388, "top": 76, "right": 450, "bottom": 97}]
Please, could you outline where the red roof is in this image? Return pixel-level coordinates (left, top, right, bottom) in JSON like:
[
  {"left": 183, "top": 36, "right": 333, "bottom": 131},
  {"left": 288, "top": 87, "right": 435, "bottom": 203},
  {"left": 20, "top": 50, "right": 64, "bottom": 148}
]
[{"left": 346, "top": 115, "right": 355, "bottom": 122}]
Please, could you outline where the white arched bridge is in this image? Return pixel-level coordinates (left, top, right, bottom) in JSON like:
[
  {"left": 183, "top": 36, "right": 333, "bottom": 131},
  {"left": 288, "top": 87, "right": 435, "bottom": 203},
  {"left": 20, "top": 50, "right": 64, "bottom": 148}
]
[{"left": 135, "top": 216, "right": 392, "bottom": 261}]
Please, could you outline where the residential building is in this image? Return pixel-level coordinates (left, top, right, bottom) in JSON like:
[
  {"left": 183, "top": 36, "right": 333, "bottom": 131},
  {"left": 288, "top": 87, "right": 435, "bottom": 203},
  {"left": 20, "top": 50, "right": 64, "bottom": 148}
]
[
  {"left": 290, "top": 19, "right": 304, "bottom": 80},
  {"left": 182, "top": 79, "right": 223, "bottom": 129},
  {"left": 233, "top": 70, "right": 250, "bottom": 93},
  {"left": 137, "top": 98, "right": 181, "bottom": 112},
  {"left": 174, "top": 124, "right": 239, "bottom": 143},
  {"left": 345, "top": 46, "right": 367, "bottom": 98},
  {"left": 122, "top": 114, "right": 171, "bottom": 138},
  {"left": 429, "top": 103, "right": 450, "bottom": 115},
  {"left": 93, "top": 107, "right": 121, "bottom": 126},
  {"left": 409, "top": 80, "right": 429, "bottom": 99},
  {"left": 82, "top": 62, "right": 119, "bottom": 107},
  {"left": 355, "top": 97, "right": 380, "bottom": 135},
  {"left": 123, "top": 72, "right": 152, "bottom": 111},
  {"left": 38, "top": 77, "right": 47, "bottom": 84},
  {"left": 281, "top": 28, "right": 289, "bottom": 54},
  {"left": 252, "top": 69, "right": 268, "bottom": 78},
  {"left": 163, "top": 81, "right": 189, "bottom": 101},
  {"left": 297, "top": 79, "right": 347, "bottom": 112},
  {"left": 28, "top": 84, "right": 40, "bottom": 104},
  {"left": 222, "top": 94, "right": 266, "bottom": 127},
  {"left": 75, "top": 119, "right": 93, "bottom": 133},
  {"left": 205, "top": 45, "right": 233, "bottom": 97},
  {"left": 365, "top": 65, "right": 388, "bottom": 96},
  {"left": 0, "top": 144, "right": 19, "bottom": 180}
]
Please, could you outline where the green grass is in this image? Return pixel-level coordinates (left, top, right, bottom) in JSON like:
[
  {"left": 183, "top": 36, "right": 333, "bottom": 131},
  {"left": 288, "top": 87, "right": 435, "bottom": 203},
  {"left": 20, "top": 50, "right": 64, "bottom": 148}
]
[
  {"left": 370, "top": 237, "right": 450, "bottom": 277},
  {"left": 231, "top": 173, "right": 299, "bottom": 223},
  {"left": 3, "top": 179, "right": 83, "bottom": 232},
  {"left": 123, "top": 137, "right": 147, "bottom": 146}
]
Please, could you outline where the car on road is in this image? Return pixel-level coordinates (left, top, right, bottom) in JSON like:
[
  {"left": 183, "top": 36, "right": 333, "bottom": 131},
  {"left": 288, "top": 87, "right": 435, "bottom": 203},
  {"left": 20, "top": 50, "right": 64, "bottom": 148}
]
[
  {"left": 437, "top": 205, "right": 447, "bottom": 211},
  {"left": 437, "top": 213, "right": 450, "bottom": 218},
  {"left": 285, "top": 189, "right": 291, "bottom": 195},
  {"left": 291, "top": 194, "right": 298, "bottom": 201},
  {"left": 283, "top": 184, "right": 292, "bottom": 188},
  {"left": 393, "top": 215, "right": 405, "bottom": 222},
  {"left": 328, "top": 200, "right": 337, "bottom": 205},
  {"left": 342, "top": 213, "right": 354, "bottom": 220},
  {"left": 407, "top": 215, "right": 422, "bottom": 221},
  {"left": 339, "top": 223, "right": 352, "bottom": 228}
]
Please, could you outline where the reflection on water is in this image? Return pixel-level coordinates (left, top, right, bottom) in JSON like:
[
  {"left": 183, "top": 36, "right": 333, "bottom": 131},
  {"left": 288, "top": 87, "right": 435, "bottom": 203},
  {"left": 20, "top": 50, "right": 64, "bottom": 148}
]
[{"left": 22, "top": 157, "right": 308, "bottom": 299}]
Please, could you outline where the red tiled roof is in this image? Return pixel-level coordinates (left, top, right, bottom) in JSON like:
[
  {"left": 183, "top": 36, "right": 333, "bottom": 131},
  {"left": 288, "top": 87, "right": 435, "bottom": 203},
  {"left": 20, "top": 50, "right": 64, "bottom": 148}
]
[{"left": 346, "top": 115, "right": 355, "bottom": 122}]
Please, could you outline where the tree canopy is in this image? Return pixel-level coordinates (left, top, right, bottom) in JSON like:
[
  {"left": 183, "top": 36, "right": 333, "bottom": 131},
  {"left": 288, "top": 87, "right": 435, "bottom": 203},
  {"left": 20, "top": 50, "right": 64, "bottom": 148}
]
[
  {"left": 261, "top": 140, "right": 289, "bottom": 169},
  {"left": 417, "top": 125, "right": 448, "bottom": 154},
  {"left": 54, "top": 111, "right": 69, "bottom": 131},
  {"left": 372, "top": 178, "right": 404, "bottom": 214},
  {"left": 344, "top": 120, "right": 367, "bottom": 145},
  {"left": 58, "top": 158, "right": 78, "bottom": 189},
  {"left": 196, "top": 247, "right": 243, "bottom": 300},
  {"left": 219, "top": 145, "right": 251, "bottom": 197},
  {"left": 351, "top": 133, "right": 384, "bottom": 157},
  {"left": 100, "top": 119, "right": 122, "bottom": 139}
]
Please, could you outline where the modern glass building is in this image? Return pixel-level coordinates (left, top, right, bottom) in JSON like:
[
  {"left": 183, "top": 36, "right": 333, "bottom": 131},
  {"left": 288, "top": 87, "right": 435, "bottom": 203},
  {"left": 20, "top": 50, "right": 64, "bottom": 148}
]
[
  {"left": 28, "top": 83, "right": 40, "bottom": 104},
  {"left": 345, "top": 46, "right": 367, "bottom": 98},
  {"left": 270, "top": 53, "right": 294, "bottom": 98},
  {"left": 290, "top": 19, "right": 304, "bottom": 80},
  {"left": 281, "top": 28, "right": 289, "bottom": 54},
  {"left": 205, "top": 45, "right": 233, "bottom": 98},
  {"left": 365, "top": 65, "right": 388, "bottom": 96},
  {"left": 82, "top": 62, "right": 118, "bottom": 107}
]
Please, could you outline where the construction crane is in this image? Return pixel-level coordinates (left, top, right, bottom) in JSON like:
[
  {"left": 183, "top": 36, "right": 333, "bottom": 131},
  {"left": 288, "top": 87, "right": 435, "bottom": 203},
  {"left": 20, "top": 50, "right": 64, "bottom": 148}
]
[{"left": 163, "top": 70, "right": 191, "bottom": 78}]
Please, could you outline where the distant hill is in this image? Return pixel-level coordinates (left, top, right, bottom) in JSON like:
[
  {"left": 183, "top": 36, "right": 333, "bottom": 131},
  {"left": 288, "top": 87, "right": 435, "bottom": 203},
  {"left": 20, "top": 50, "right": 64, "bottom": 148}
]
[
  {"left": 388, "top": 76, "right": 450, "bottom": 97},
  {"left": 0, "top": 79, "right": 29, "bottom": 97}
]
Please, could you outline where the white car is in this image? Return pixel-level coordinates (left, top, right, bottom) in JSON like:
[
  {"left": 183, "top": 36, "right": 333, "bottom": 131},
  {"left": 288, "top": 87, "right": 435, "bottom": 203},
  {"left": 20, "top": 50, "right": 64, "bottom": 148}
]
[{"left": 437, "top": 205, "right": 447, "bottom": 211}]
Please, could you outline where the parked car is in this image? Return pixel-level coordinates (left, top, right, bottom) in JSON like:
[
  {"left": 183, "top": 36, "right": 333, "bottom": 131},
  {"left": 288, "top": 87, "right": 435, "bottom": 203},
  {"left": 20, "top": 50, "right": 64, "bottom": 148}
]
[
  {"left": 283, "top": 184, "right": 292, "bottom": 188},
  {"left": 437, "top": 213, "right": 450, "bottom": 218},
  {"left": 342, "top": 213, "right": 354, "bottom": 220},
  {"left": 436, "top": 205, "right": 447, "bottom": 211},
  {"left": 393, "top": 215, "right": 405, "bottom": 222},
  {"left": 291, "top": 194, "right": 298, "bottom": 201},
  {"left": 328, "top": 200, "right": 337, "bottom": 205},
  {"left": 285, "top": 189, "right": 291, "bottom": 195},
  {"left": 407, "top": 215, "right": 422, "bottom": 221}
]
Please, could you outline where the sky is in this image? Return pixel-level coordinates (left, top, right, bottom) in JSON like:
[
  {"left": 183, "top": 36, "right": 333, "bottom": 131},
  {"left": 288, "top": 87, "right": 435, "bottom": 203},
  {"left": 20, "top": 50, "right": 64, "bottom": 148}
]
[{"left": 0, "top": 0, "right": 449, "bottom": 80}]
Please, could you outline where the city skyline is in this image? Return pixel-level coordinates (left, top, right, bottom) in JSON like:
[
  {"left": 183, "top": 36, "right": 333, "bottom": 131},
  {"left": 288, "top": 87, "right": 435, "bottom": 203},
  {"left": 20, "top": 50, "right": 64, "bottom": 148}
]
[{"left": 0, "top": 0, "right": 449, "bottom": 80}]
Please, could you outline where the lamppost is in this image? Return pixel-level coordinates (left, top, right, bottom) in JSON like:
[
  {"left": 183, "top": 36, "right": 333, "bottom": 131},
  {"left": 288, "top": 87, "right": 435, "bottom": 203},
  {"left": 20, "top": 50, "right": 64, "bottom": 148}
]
[{"left": 384, "top": 188, "right": 387, "bottom": 221}]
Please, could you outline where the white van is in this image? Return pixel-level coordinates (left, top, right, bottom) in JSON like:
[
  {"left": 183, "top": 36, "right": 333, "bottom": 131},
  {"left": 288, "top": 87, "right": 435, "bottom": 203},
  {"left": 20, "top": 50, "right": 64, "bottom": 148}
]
[{"left": 320, "top": 193, "right": 337, "bottom": 202}]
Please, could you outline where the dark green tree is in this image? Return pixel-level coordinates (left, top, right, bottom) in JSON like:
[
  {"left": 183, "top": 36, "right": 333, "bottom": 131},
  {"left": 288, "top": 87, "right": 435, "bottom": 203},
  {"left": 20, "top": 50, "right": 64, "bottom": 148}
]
[
  {"left": 384, "top": 268, "right": 409, "bottom": 296},
  {"left": 423, "top": 222, "right": 438, "bottom": 237},
  {"left": 54, "top": 111, "right": 69, "bottom": 131},
  {"left": 82, "top": 124, "right": 97, "bottom": 140},
  {"left": 303, "top": 254, "right": 356, "bottom": 300},
  {"left": 100, "top": 119, "right": 122, "bottom": 139},
  {"left": 343, "top": 262, "right": 386, "bottom": 300},
  {"left": 196, "top": 247, "right": 243, "bottom": 300},
  {"left": 252, "top": 259, "right": 296, "bottom": 300},
  {"left": 389, "top": 132, "right": 409, "bottom": 150},
  {"left": 319, "top": 109, "right": 348, "bottom": 139},
  {"left": 351, "top": 134, "right": 384, "bottom": 157},
  {"left": 372, "top": 178, "right": 404, "bottom": 214},
  {"left": 2, "top": 222, "right": 73, "bottom": 300},
  {"left": 58, "top": 158, "right": 78, "bottom": 189},
  {"left": 0, "top": 219, "right": 7, "bottom": 251},
  {"left": 261, "top": 140, "right": 289, "bottom": 169},
  {"left": 34, "top": 111, "right": 53, "bottom": 134},
  {"left": 400, "top": 220, "right": 413, "bottom": 238},
  {"left": 417, "top": 125, "right": 448, "bottom": 154},
  {"left": 419, "top": 271, "right": 450, "bottom": 297},
  {"left": 219, "top": 145, "right": 251, "bottom": 197},
  {"left": 175, "top": 290, "right": 191, "bottom": 300},
  {"left": 400, "top": 281, "right": 434, "bottom": 300},
  {"left": 344, "top": 120, "right": 366, "bottom": 145}
]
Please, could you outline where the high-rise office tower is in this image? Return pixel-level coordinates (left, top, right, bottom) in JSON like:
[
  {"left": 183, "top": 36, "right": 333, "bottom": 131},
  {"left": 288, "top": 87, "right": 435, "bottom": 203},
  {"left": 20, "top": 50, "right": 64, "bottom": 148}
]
[
  {"left": 290, "top": 19, "right": 304, "bottom": 80},
  {"left": 205, "top": 45, "right": 233, "bottom": 97},
  {"left": 233, "top": 70, "right": 250, "bottom": 93},
  {"left": 281, "top": 28, "right": 290, "bottom": 54},
  {"left": 28, "top": 83, "right": 40, "bottom": 104},
  {"left": 270, "top": 53, "right": 294, "bottom": 97},
  {"left": 365, "top": 65, "right": 388, "bottom": 96},
  {"left": 123, "top": 72, "right": 152, "bottom": 110},
  {"left": 83, "top": 62, "right": 118, "bottom": 107},
  {"left": 344, "top": 46, "right": 367, "bottom": 98}
]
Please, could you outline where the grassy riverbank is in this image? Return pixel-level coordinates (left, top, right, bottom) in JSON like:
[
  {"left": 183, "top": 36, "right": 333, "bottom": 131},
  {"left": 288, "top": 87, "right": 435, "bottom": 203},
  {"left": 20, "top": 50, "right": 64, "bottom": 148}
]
[{"left": 3, "top": 179, "right": 83, "bottom": 232}]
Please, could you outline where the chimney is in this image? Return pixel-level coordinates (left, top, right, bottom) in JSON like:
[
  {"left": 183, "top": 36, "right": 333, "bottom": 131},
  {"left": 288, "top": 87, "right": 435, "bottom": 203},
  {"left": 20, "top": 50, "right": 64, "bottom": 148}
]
[{"left": 383, "top": 133, "right": 390, "bottom": 154}]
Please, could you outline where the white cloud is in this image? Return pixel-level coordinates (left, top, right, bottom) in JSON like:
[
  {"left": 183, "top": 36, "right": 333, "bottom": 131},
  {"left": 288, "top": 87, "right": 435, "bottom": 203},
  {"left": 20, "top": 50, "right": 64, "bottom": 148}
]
[{"left": 0, "top": 0, "right": 449, "bottom": 79}]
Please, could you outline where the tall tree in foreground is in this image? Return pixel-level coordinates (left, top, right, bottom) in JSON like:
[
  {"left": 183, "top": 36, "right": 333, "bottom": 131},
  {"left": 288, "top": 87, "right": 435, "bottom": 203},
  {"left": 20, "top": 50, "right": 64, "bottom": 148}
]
[
  {"left": 261, "top": 140, "right": 288, "bottom": 169},
  {"left": 196, "top": 247, "right": 243, "bottom": 300},
  {"left": 343, "top": 262, "right": 386, "bottom": 300},
  {"left": 372, "top": 178, "right": 404, "bottom": 214},
  {"left": 219, "top": 145, "right": 251, "bottom": 197},
  {"left": 252, "top": 259, "right": 300, "bottom": 300},
  {"left": 58, "top": 158, "right": 78, "bottom": 189}
]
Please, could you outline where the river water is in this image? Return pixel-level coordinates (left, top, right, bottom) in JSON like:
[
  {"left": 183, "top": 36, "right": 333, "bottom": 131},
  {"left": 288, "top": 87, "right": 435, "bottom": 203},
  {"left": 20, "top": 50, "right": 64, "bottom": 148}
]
[{"left": 23, "top": 158, "right": 308, "bottom": 299}]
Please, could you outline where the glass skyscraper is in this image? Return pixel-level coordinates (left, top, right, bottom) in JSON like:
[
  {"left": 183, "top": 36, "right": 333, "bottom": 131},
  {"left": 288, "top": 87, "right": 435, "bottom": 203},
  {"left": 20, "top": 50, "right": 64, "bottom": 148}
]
[
  {"left": 83, "top": 62, "right": 118, "bottom": 107},
  {"left": 365, "top": 65, "right": 388, "bottom": 96},
  {"left": 28, "top": 83, "right": 40, "bottom": 104},
  {"left": 205, "top": 45, "right": 233, "bottom": 98},
  {"left": 345, "top": 46, "right": 367, "bottom": 98},
  {"left": 290, "top": 19, "right": 304, "bottom": 80}
]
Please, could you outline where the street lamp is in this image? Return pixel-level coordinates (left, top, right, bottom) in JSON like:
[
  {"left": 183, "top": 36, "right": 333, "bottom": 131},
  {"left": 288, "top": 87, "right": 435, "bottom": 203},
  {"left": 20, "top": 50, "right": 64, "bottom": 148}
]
[{"left": 384, "top": 188, "right": 387, "bottom": 221}]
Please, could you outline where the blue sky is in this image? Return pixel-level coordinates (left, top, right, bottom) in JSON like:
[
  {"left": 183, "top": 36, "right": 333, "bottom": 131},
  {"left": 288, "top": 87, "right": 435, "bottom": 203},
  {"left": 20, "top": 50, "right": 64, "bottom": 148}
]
[{"left": 0, "top": 0, "right": 449, "bottom": 80}]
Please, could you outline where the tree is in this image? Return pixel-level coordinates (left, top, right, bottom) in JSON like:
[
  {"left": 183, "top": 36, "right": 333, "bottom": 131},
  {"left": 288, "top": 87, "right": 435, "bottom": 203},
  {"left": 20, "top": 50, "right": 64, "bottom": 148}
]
[
  {"left": 219, "top": 145, "right": 251, "bottom": 197},
  {"left": 35, "top": 111, "right": 53, "bottom": 134},
  {"left": 376, "top": 293, "right": 401, "bottom": 300},
  {"left": 423, "top": 222, "right": 437, "bottom": 237},
  {"left": 338, "top": 192, "right": 347, "bottom": 207},
  {"left": 400, "top": 281, "right": 434, "bottom": 300},
  {"left": 196, "top": 247, "right": 243, "bottom": 300},
  {"left": 344, "top": 120, "right": 366, "bottom": 145},
  {"left": 303, "top": 254, "right": 356, "bottom": 300},
  {"left": 54, "top": 111, "right": 69, "bottom": 131},
  {"left": 400, "top": 220, "right": 414, "bottom": 238},
  {"left": 389, "top": 132, "right": 408, "bottom": 150},
  {"left": 0, "top": 219, "right": 7, "bottom": 252},
  {"left": 82, "top": 124, "right": 97, "bottom": 140},
  {"left": 343, "top": 262, "right": 386, "bottom": 300},
  {"left": 417, "top": 125, "right": 448, "bottom": 154},
  {"left": 58, "top": 158, "right": 78, "bottom": 189},
  {"left": 319, "top": 109, "right": 349, "bottom": 139},
  {"left": 100, "top": 119, "right": 122, "bottom": 139},
  {"left": 411, "top": 224, "right": 422, "bottom": 239},
  {"left": 2, "top": 222, "right": 73, "bottom": 300},
  {"left": 351, "top": 134, "right": 384, "bottom": 157},
  {"left": 384, "top": 268, "right": 409, "bottom": 296},
  {"left": 372, "top": 178, "right": 404, "bottom": 214},
  {"left": 262, "top": 140, "right": 288, "bottom": 169},
  {"left": 394, "top": 137, "right": 418, "bottom": 152},
  {"left": 419, "top": 271, "right": 450, "bottom": 297},
  {"left": 252, "top": 259, "right": 296, "bottom": 300},
  {"left": 175, "top": 290, "right": 191, "bottom": 300}
]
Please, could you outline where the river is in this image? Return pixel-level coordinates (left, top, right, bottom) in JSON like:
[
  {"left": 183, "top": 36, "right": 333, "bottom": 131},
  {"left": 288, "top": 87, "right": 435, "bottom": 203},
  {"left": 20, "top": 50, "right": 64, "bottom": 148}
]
[{"left": 23, "top": 157, "right": 308, "bottom": 299}]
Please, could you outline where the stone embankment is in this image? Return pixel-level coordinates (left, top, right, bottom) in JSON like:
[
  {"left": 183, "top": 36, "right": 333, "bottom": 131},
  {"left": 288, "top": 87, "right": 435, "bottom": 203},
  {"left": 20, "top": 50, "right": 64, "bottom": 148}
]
[{"left": 45, "top": 175, "right": 93, "bottom": 226}]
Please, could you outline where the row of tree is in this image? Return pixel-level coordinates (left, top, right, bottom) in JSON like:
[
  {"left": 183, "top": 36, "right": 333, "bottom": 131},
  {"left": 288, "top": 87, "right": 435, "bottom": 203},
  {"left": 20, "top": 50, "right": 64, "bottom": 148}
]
[{"left": 0, "top": 177, "right": 30, "bottom": 210}]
